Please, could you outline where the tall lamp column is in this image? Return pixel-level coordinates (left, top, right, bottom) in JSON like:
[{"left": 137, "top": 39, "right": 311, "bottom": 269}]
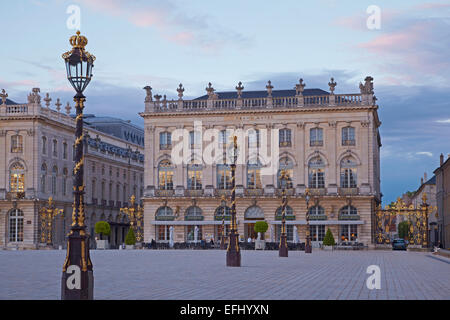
[
  {"left": 304, "top": 188, "right": 312, "bottom": 253},
  {"left": 61, "top": 31, "right": 95, "bottom": 300},
  {"left": 226, "top": 136, "right": 241, "bottom": 267},
  {"left": 279, "top": 169, "right": 288, "bottom": 257}
]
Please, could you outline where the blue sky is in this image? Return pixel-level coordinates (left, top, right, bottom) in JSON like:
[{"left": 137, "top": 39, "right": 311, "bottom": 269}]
[{"left": 1, "top": 0, "right": 450, "bottom": 205}]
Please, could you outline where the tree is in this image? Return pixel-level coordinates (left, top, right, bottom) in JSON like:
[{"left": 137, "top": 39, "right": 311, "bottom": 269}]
[
  {"left": 125, "top": 228, "right": 136, "bottom": 245},
  {"left": 254, "top": 221, "right": 269, "bottom": 234},
  {"left": 398, "top": 221, "right": 410, "bottom": 240},
  {"left": 95, "top": 221, "right": 111, "bottom": 240},
  {"left": 323, "top": 228, "right": 336, "bottom": 246}
]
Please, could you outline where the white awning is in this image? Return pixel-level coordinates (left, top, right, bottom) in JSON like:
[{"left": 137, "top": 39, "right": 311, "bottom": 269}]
[
  {"left": 151, "top": 220, "right": 235, "bottom": 226},
  {"left": 268, "top": 220, "right": 365, "bottom": 225}
]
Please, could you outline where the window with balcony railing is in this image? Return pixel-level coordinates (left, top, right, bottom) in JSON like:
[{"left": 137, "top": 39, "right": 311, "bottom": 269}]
[
  {"left": 159, "top": 132, "right": 172, "bottom": 150},
  {"left": 9, "top": 162, "right": 25, "bottom": 193},
  {"left": 11, "top": 135, "right": 23, "bottom": 153},
  {"left": 217, "top": 164, "right": 231, "bottom": 189},
  {"left": 340, "top": 157, "right": 357, "bottom": 188},
  {"left": 278, "top": 157, "right": 294, "bottom": 189},
  {"left": 310, "top": 128, "right": 323, "bottom": 147},
  {"left": 158, "top": 160, "right": 174, "bottom": 190},
  {"left": 187, "top": 163, "right": 202, "bottom": 190},
  {"left": 342, "top": 126, "right": 355, "bottom": 146},
  {"left": 308, "top": 156, "right": 325, "bottom": 189},
  {"left": 279, "top": 129, "right": 291, "bottom": 147},
  {"left": 247, "top": 160, "right": 262, "bottom": 189}
]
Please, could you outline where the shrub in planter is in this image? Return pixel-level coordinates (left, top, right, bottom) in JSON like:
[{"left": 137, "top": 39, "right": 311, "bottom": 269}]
[
  {"left": 254, "top": 221, "right": 269, "bottom": 239},
  {"left": 323, "top": 228, "right": 336, "bottom": 246},
  {"left": 125, "top": 228, "right": 136, "bottom": 246},
  {"left": 95, "top": 221, "right": 111, "bottom": 240}
]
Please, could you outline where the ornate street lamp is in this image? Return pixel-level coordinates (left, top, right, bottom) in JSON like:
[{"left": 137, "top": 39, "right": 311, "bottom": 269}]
[
  {"left": 39, "top": 197, "right": 64, "bottom": 246},
  {"left": 120, "top": 195, "right": 144, "bottom": 244},
  {"left": 279, "top": 169, "right": 289, "bottom": 257},
  {"left": 226, "top": 136, "right": 241, "bottom": 267},
  {"left": 304, "top": 188, "right": 312, "bottom": 253},
  {"left": 220, "top": 195, "right": 227, "bottom": 250},
  {"left": 61, "top": 31, "right": 95, "bottom": 300}
]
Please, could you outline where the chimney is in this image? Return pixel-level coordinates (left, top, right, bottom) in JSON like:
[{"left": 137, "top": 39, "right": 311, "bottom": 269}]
[
  {"left": 440, "top": 153, "right": 444, "bottom": 166},
  {"left": 421, "top": 177, "right": 424, "bottom": 185},
  {"left": 424, "top": 172, "right": 427, "bottom": 182}
]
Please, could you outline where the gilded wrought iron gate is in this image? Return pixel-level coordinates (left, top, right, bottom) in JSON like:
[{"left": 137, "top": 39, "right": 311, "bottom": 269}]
[{"left": 374, "top": 193, "right": 436, "bottom": 247}]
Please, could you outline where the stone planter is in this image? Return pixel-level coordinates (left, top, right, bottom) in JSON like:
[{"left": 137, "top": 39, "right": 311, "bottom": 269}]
[
  {"left": 255, "top": 240, "right": 265, "bottom": 250},
  {"left": 125, "top": 245, "right": 135, "bottom": 250},
  {"left": 96, "top": 239, "right": 109, "bottom": 250},
  {"left": 322, "top": 245, "right": 333, "bottom": 251}
]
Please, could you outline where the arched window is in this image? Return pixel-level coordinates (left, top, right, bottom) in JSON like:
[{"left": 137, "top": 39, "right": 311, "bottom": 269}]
[
  {"left": 187, "top": 162, "right": 202, "bottom": 190},
  {"left": 277, "top": 157, "right": 293, "bottom": 189},
  {"left": 186, "top": 206, "right": 203, "bottom": 217},
  {"left": 308, "top": 205, "right": 325, "bottom": 216},
  {"left": 62, "top": 168, "right": 68, "bottom": 196},
  {"left": 275, "top": 205, "right": 294, "bottom": 217},
  {"left": 308, "top": 156, "right": 325, "bottom": 189},
  {"left": 247, "top": 159, "right": 262, "bottom": 189},
  {"left": 342, "top": 126, "right": 355, "bottom": 146},
  {"left": 244, "top": 206, "right": 264, "bottom": 219},
  {"left": 156, "top": 206, "right": 173, "bottom": 217},
  {"left": 9, "top": 209, "right": 24, "bottom": 242},
  {"left": 215, "top": 205, "right": 231, "bottom": 216},
  {"left": 10, "top": 163, "right": 25, "bottom": 192},
  {"left": 11, "top": 135, "right": 23, "bottom": 153},
  {"left": 310, "top": 128, "right": 323, "bottom": 146},
  {"left": 217, "top": 164, "right": 231, "bottom": 189},
  {"left": 340, "top": 205, "right": 358, "bottom": 216},
  {"left": 42, "top": 136, "right": 47, "bottom": 155},
  {"left": 51, "top": 166, "right": 58, "bottom": 195},
  {"left": 158, "top": 160, "right": 174, "bottom": 190},
  {"left": 340, "top": 157, "right": 357, "bottom": 188},
  {"left": 40, "top": 163, "right": 47, "bottom": 193},
  {"left": 279, "top": 129, "right": 291, "bottom": 147}
]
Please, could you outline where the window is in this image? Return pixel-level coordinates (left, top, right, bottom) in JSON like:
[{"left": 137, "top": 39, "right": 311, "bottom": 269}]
[
  {"left": 109, "top": 182, "right": 113, "bottom": 200},
  {"left": 11, "top": 135, "right": 23, "bottom": 153},
  {"left": 110, "top": 167, "right": 113, "bottom": 177},
  {"left": 186, "top": 206, "right": 203, "bottom": 217},
  {"left": 189, "top": 130, "right": 201, "bottom": 148},
  {"left": 340, "top": 205, "right": 358, "bottom": 216},
  {"left": 247, "top": 160, "right": 262, "bottom": 189},
  {"left": 310, "top": 225, "right": 325, "bottom": 242},
  {"left": 276, "top": 225, "right": 294, "bottom": 242},
  {"left": 340, "top": 225, "right": 358, "bottom": 242},
  {"left": 160, "top": 132, "right": 172, "bottom": 150},
  {"left": 158, "top": 160, "right": 174, "bottom": 190},
  {"left": 51, "top": 166, "right": 58, "bottom": 195},
  {"left": 102, "top": 165, "right": 105, "bottom": 176},
  {"left": 92, "top": 162, "right": 96, "bottom": 173},
  {"left": 279, "top": 129, "right": 291, "bottom": 147},
  {"left": 275, "top": 205, "right": 294, "bottom": 217},
  {"left": 215, "top": 205, "right": 231, "bottom": 217},
  {"left": 342, "top": 127, "right": 355, "bottom": 146},
  {"left": 63, "top": 142, "right": 68, "bottom": 159},
  {"left": 157, "top": 225, "right": 172, "bottom": 241},
  {"left": 52, "top": 139, "right": 58, "bottom": 157},
  {"left": 217, "top": 164, "right": 231, "bottom": 189},
  {"left": 308, "top": 206, "right": 325, "bottom": 216},
  {"left": 340, "top": 157, "right": 357, "bottom": 188},
  {"left": 42, "top": 136, "right": 47, "bottom": 155},
  {"left": 123, "top": 185, "right": 127, "bottom": 203},
  {"left": 10, "top": 163, "right": 25, "bottom": 192},
  {"left": 187, "top": 162, "right": 202, "bottom": 190},
  {"left": 219, "top": 129, "right": 230, "bottom": 147},
  {"left": 101, "top": 181, "right": 105, "bottom": 200},
  {"left": 310, "top": 128, "right": 323, "bottom": 146},
  {"left": 156, "top": 206, "right": 173, "bottom": 217},
  {"left": 186, "top": 225, "right": 202, "bottom": 242},
  {"left": 277, "top": 157, "right": 293, "bottom": 189},
  {"left": 92, "top": 180, "right": 96, "bottom": 199},
  {"left": 116, "top": 184, "right": 120, "bottom": 202},
  {"left": 40, "top": 164, "right": 47, "bottom": 193},
  {"left": 9, "top": 209, "right": 24, "bottom": 242},
  {"left": 308, "top": 156, "right": 325, "bottom": 188},
  {"left": 248, "top": 129, "right": 260, "bottom": 149},
  {"left": 62, "top": 168, "right": 68, "bottom": 196}
]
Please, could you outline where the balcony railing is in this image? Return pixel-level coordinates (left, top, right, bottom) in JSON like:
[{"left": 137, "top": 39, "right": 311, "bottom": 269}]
[
  {"left": 160, "top": 144, "right": 172, "bottom": 150},
  {"left": 338, "top": 214, "right": 360, "bottom": 220},
  {"left": 279, "top": 141, "right": 292, "bottom": 148},
  {"left": 308, "top": 214, "right": 328, "bottom": 221},
  {"left": 245, "top": 188, "right": 263, "bottom": 196},
  {"left": 308, "top": 188, "right": 326, "bottom": 196},
  {"left": 108, "top": 200, "right": 114, "bottom": 207},
  {"left": 6, "top": 192, "right": 25, "bottom": 200},
  {"left": 215, "top": 189, "right": 232, "bottom": 197},
  {"left": 116, "top": 201, "right": 121, "bottom": 208},
  {"left": 339, "top": 188, "right": 358, "bottom": 196},
  {"left": 342, "top": 139, "right": 356, "bottom": 146},
  {"left": 310, "top": 140, "right": 323, "bottom": 147},
  {"left": 214, "top": 215, "right": 232, "bottom": 221},
  {"left": 184, "top": 215, "right": 205, "bottom": 221},
  {"left": 275, "top": 188, "right": 295, "bottom": 196},
  {"left": 92, "top": 198, "right": 98, "bottom": 205},
  {"left": 275, "top": 215, "right": 296, "bottom": 221},
  {"left": 155, "top": 215, "right": 176, "bottom": 221},
  {"left": 185, "top": 189, "right": 203, "bottom": 197},
  {"left": 156, "top": 189, "right": 174, "bottom": 197}
]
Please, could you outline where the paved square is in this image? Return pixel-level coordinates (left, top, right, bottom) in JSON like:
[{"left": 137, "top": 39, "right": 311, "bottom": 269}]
[{"left": 0, "top": 249, "right": 449, "bottom": 300}]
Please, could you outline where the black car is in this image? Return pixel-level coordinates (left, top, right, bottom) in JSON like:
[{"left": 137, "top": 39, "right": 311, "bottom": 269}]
[{"left": 392, "top": 238, "right": 408, "bottom": 251}]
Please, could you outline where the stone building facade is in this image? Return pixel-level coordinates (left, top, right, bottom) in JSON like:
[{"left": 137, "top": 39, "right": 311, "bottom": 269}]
[
  {"left": 434, "top": 154, "right": 450, "bottom": 249},
  {"left": 140, "top": 77, "right": 382, "bottom": 246},
  {"left": 0, "top": 88, "right": 144, "bottom": 249}
]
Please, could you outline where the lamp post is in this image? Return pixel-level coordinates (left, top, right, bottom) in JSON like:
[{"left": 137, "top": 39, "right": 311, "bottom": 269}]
[
  {"left": 39, "top": 197, "right": 64, "bottom": 246},
  {"left": 304, "top": 188, "right": 312, "bottom": 253},
  {"left": 120, "top": 195, "right": 144, "bottom": 244},
  {"left": 226, "top": 136, "right": 241, "bottom": 267},
  {"left": 61, "top": 31, "right": 95, "bottom": 300},
  {"left": 220, "top": 195, "right": 227, "bottom": 250},
  {"left": 279, "top": 169, "right": 289, "bottom": 257}
]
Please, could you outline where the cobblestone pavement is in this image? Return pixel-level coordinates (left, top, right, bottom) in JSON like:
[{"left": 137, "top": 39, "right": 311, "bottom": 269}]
[{"left": 0, "top": 249, "right": 449, "bottom": 300}]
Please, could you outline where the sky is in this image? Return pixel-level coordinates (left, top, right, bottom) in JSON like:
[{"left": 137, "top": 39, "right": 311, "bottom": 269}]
[{"left": 1, "top": 0, "right": 449, "bottom": 205}]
